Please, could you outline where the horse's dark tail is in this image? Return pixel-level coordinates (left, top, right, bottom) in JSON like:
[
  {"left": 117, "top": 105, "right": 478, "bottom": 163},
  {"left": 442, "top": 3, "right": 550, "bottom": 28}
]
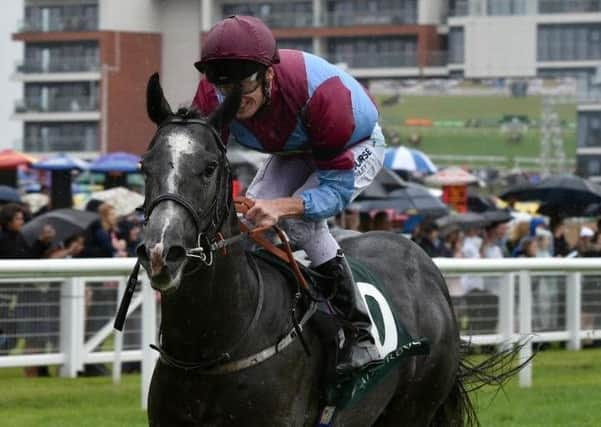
[{"left": 430, "top": 339, "right": 534, "bottom": 427}]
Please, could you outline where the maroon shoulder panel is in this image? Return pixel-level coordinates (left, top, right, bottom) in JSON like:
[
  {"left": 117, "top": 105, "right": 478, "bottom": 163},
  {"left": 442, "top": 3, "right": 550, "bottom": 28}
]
[{"left": 305, "top": 76, "right": 355, "bottom": 155}]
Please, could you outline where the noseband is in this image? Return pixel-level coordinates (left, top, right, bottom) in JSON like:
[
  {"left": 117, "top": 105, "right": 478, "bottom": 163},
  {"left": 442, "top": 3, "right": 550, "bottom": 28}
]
[{"left": 143, "top": 117, "right": 232, "bottom": 266}]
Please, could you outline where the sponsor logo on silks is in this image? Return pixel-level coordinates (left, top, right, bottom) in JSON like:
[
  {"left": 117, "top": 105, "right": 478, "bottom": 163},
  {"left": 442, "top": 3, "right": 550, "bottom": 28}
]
[{"left": 354, "top": 147, "right": 373, "bottom": 174}]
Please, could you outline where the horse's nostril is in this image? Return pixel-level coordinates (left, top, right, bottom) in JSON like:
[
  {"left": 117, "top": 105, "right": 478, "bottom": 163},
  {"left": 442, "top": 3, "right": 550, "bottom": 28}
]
[{"left": 166, "top": 245, "right": 186, "bottom": 263}]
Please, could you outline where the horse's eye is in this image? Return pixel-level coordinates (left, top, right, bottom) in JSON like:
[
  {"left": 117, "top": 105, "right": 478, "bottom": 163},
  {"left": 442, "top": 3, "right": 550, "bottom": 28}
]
[{"left": 204, "top": 161, "right": 218, "bottom": 178}]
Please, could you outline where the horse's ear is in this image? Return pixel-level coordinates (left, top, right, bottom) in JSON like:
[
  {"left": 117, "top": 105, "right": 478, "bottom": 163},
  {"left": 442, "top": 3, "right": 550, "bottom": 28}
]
[
  {"left": 208, "top": 87, "right": 241, "bottom": 130},
  {"left": 147, "top": 73, "right": 173, "bottom": 125}
]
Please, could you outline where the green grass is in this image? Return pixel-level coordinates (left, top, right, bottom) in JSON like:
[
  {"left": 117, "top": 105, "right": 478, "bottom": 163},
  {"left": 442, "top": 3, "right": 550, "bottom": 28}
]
[
  {"left": 377, "top": 95, "right": 578, "bottom": 166},
  {"left": 473, "top": 348, "right": 601, "bottom": 426},
  {"left": 378, "top": 95, "right": 577, "bottom": 123},
  {"left": 1, "top": 348, "right": 600, "bottom": 426}
]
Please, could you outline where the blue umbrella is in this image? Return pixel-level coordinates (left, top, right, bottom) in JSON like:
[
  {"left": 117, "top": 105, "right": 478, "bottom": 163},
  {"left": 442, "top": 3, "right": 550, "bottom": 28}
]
[
  {"left": 89, "top": 152, "right": 140, "bottom": 173},
  {"left": 383, "top": 146, "right": 437, "bottom": 175},
  {"left": 32, "top": 153, "right": 90, "bottom": 171},
  {"left": 0, "top": 185, "right": 21, "bottom": 203}
]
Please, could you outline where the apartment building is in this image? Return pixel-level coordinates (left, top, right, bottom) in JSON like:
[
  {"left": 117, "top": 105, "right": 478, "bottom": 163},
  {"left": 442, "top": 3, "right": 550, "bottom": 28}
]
[
  {"left": 12, "top": 0, "right": 600, "bottom": 166},
  {"left": 12, "top": 0, "right": 448, "bottom": 157},
  {"left": 448, "top": 0, "right": 601, "bottom": 177}
]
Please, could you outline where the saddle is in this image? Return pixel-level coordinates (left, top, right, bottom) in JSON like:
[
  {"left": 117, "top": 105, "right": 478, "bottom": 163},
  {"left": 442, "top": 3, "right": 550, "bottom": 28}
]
[{"left": 234, "top": 197, "right": 430, "bottom": 425}]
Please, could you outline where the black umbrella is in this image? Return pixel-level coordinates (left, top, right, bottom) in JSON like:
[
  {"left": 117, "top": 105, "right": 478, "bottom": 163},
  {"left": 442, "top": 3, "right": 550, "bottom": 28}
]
[
  {"left": 351, "top": 183, "right": 449, "bottom": 218},
  {"left": 500, "top": 174, "right": 601, "bottom": 207},
  {"left": 435, "top": 212, "right": 487, "bottom": 230},
  {"left": 481, "top": 209, "right": 513, "bottom": 226},
  {"left": 467, "top": 189, "right": 498, "bottom": 213},
  {"left": 22, "top": 208, "right": 99, "bottom": 246},
  {"left": 356, "top": 169, "right": 406, "bottom": 200}
]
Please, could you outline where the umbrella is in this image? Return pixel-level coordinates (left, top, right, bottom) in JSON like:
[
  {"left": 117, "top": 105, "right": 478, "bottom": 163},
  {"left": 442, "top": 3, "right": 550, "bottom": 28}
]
[
  {"left": 467, "top": 189, "right": 499, "bottom": 213},
  {"left": 435, "top": 212, "right": 487, "bottom": 231},
  {"left": 89, "top": 186, "right": 144, "bottom": 217},
  {"left": 425, "top": 166, "right": 479, "bottom": 187},
  {"left": 383, "top": 146, "right": 437, "bottom": 174},
  {"left": 0, "top": 149, "right": 37, "bottom": 169},
  {"left": 481, "top": 209, "right": 513, "bottom": 226},
  {"left": 500, "top": 174, "right": 601, "bottom": 216},
  {"left": 351, "top": 183, "right": 449, "bottom": 218},
  {"left": 0, "top": 185, "right": 21, "bottom": 203},
  {"left": 356, "top": 169, "right": 407, "bottom": 200},
  {"left": 89, "top": 152, "right": 140, "bottom": 173},
  {"left": 22, "top": 208, "right": 98, "bottom": 246},
  {"left": 32, "top": 153, "right": 90, "bottom": 171}
]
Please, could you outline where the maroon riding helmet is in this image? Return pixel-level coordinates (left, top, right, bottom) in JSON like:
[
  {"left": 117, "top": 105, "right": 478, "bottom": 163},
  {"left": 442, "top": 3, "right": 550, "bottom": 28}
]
[{"left": 195, "top": 15, "right": 280, "bottom": 85}]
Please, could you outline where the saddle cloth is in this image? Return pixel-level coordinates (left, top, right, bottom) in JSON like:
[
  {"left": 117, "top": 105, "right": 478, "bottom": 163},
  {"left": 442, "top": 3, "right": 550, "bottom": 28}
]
[{"left": 250, "top": 250, "right": 430, "bottom": 412}]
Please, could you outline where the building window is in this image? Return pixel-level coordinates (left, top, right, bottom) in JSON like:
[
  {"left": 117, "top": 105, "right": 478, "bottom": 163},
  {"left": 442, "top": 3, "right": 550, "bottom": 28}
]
[
  {"left": 487, "top": 0, "right": 527, "bottom": 15},
  {"left": 538, "top": 24, "right": 601, "bottom": 61},
  {"left": 325, "top": 0, "right": 417, "bottom": 26},
  {"left": 23, "top": 82, "right": 99, "bottom": 113},
  {"left": 539, "top": 0, "right": 601, "bottom": 14},
  {"left": 24, "top": 122, "right": 98, "bottom": 153},
  {"left": 327, "top": 36, "right": 418, "bottom": 67},
  {"left": 22, "top": 42, "right": 99, "bottom": 73},
  {"left": 449, "top": 27, "right": 465, "bottom": 64},
  {"left": 222, "top": 2, "right": 313, "bottom": 28},
  {"left": 24, "top": 3, "right": 98, "bottom": 32},
  {"left": 578, "top": 112, "right": 601, "bottom": 148}
]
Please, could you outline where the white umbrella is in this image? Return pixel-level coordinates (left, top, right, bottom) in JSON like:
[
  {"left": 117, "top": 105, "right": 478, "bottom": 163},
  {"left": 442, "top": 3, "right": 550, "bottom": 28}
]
[
  {"left": 383, "top": 146, "right": 437, "bottom": 174},
  {"left": 89, "top": 187, "right": 144, "bottom": 217}
]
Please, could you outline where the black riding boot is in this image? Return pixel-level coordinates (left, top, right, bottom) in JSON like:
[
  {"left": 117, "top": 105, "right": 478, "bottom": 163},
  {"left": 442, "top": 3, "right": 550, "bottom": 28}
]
[{"left": 316, "top": 250, "right": 380, "bottom": 374}]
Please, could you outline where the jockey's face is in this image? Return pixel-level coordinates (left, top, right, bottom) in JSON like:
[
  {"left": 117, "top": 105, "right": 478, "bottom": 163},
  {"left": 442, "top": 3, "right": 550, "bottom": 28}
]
[{"left": 235, "top": 67, "right": 274, "bottom": 120}]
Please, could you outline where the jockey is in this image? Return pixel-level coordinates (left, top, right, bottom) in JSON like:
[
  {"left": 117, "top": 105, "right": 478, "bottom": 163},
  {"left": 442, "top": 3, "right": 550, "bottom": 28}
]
[{"left": 193, "top": 15, "right": 385, "bottom": 374}]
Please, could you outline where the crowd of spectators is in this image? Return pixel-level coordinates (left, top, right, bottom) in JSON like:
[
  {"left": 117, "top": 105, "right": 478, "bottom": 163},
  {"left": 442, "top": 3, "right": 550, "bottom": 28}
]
[{"left": 0, "top": 199, "right": 143, "bottom": 377}]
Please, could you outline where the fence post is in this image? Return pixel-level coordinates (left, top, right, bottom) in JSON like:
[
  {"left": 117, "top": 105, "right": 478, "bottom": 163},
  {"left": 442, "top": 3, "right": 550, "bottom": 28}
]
[
  {"left": 498, "top": 273, "right": 515, "bottom": 349},
  {"left": 141, "top": 276, "right": 158, "bottom": 410},
  {"left": 518, "top": 270, "right": 532, "bottom": 388},
  {"left": 112, "top": 278, "right": 125, "bottom": 384},
  {"left": 59, "top": 278, "right": 85, "bottom": 378},
  {"left": 566, "top": 272, "right": 582, "bottom": 351}
]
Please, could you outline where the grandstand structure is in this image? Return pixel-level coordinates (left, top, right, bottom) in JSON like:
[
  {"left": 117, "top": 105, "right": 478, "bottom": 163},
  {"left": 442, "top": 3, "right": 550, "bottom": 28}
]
[{"left": 8, "top": 0, "right": 601, "bottom": 177}]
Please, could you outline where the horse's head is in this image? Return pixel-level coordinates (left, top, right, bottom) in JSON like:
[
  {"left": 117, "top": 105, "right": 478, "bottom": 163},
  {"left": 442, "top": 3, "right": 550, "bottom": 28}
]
[{"left": 137, "top": 73, "right": 241, "bottom": 292}]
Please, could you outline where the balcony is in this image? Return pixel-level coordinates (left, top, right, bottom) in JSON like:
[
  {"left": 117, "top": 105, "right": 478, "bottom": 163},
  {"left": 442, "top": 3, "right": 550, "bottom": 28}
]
[
  {"left": 539, "top": 0, "right": 601, "bottom": 13},
  {"left": 19, "top": 12, "right": 98, "bottom": 33},
  {"left": 328, "top": 50, "right": 418, "bottom": 68},
  {"left": 15, "top": 96, "right": 99, "bottom": 114},
  {"left": 322, "top": 10, "right": 417, "bottom": 27},
  {"left": 23, "top": 135, "right": 98, "bottom": 153},
  {"left": 449, "top": 1, "right": 472, "bottom": 16},
  {"left": 17, "top": 56, "right": 100, "bottom": 74},
  {"left": 538, "top": 44, "right": 601, "bottom": 62},
  {"left": 260, "top": 12, "right": 314, "bottom": 28}
]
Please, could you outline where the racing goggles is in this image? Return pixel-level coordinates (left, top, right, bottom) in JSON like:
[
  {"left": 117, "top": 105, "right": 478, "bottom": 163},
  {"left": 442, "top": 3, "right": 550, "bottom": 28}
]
[{"left": 215, "top": 72, "right": 261, "bottom": 96}]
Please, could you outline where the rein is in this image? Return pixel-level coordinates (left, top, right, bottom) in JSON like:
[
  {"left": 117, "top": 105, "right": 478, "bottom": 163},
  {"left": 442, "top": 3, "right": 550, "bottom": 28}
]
[{"left": 114, "top": 115, "right": 315, "bottom": 374}]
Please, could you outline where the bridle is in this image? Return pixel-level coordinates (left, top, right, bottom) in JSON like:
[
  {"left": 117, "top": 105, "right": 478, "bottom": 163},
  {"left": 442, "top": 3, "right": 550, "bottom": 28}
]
[
  {"left": 114, "top": 114, "right": 316, "bottom": 373},
  {"left": 143, "top": 116, "right": 233, "bottom": 267},
  {"left": 115, "top": 115, "right": 235, "bottom": 331}
]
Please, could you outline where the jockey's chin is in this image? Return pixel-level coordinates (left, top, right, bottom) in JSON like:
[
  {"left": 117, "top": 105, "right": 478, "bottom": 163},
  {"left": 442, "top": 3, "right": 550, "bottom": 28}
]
[{"left": 236, "top": 96, "right": 261, "bottom": 119}]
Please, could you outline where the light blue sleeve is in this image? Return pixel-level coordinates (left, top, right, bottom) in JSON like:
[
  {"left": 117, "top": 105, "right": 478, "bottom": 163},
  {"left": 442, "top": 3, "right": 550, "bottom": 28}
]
[{"left": 300, "top": 170, "right": 355, "bottom": 221}]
